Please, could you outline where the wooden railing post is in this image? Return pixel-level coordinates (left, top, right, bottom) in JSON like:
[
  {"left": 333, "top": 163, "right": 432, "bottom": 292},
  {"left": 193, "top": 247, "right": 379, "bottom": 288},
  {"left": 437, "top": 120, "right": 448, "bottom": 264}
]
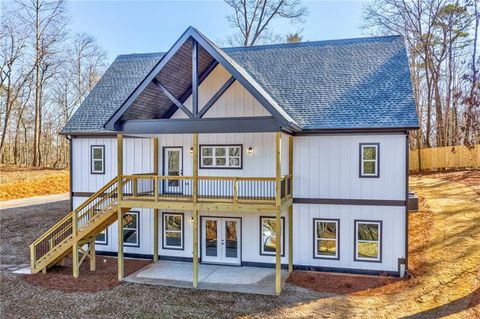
[
  {"left": 117, "top": 134, "right": 123, "bottom": 202},
  {"left": 233, "top": 178, "right": 238, "bottom": 204},
  {"left": 192, "top": 133, "right": 198, "bottom": 203},
  {"left": 30, "top": 245, "right": 35, "bottom": 271},
  {"left": 154, "top": 176, "right": 159, "bottom": 201},
  {"left": 72, "top": 208, "right": 78, "bottom": 237}
]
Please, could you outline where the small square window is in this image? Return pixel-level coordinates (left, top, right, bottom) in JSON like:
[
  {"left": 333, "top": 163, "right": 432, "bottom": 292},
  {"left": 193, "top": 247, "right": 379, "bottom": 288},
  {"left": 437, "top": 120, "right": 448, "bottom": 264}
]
[
  {"left": 314, "top": 219, "right": 339, "bottom": 259},
  {"left": 163, "top": 213, "right": 184, "bottom": 250},
  {"left": 123, "top": 211, "right": 139, "bottom": 247},
  {"left": 260, "top": 216, "right": 285, "bottom": 256},
  {"left": 355, "top": 220, "right": 381, "bottom": 262}
]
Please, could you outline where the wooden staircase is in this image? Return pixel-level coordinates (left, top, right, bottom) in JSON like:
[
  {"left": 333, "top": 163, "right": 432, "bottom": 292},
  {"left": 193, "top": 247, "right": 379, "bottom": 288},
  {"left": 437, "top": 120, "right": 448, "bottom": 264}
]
[{"left": 30, "top": 177, "right": 126, "bottom": 275}]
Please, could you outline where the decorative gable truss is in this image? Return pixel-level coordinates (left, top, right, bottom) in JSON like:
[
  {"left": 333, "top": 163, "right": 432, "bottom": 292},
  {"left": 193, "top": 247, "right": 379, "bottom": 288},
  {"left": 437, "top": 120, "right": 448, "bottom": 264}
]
[{"left": 104, "top": 27, "right": 300, "bottom": 134}]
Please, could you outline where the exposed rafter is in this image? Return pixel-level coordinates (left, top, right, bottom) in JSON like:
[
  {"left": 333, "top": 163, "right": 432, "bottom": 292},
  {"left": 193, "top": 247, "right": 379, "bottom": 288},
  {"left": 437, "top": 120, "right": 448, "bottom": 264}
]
[
  {"left": 152, "top": 78, "right": 193, "bottom": 118},
  {"left": 198, "top": 76, "right": 236, "bottom": 118}
]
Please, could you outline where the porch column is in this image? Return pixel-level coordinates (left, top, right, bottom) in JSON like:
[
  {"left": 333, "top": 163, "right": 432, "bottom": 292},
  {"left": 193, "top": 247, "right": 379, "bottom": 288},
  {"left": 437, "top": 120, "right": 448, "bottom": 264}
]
[
  {"left": 288, "top": 135, "right": 293, "bottom": 273},
  {"left": 192, "top": 133, "right": 199, "bottom": 288},
  {"left": 117, "top": 133, "right": 124, "bottom": 280},
  {"left": 89, "top": 240, "right": 96, "bottom": 271},
  {"left": 275, "top": 132, "right": 282, "bottom": 295},
  {"left": 153, "top": 137, "right": 159, "bottom": 262}
]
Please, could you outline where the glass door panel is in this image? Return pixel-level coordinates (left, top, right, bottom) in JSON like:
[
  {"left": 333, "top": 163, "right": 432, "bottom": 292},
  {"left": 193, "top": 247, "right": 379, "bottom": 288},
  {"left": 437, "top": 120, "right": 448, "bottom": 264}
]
[{"left": 163, "top": 147, "right": 183, "bottom": 194}]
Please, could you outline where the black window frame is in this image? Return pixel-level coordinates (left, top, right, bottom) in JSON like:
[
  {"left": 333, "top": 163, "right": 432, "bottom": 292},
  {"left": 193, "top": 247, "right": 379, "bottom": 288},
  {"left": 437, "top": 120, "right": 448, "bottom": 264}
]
[
  {"left": 259, "top": 216, "right": 285, "bottom": 257},
  {"left": 199, "top": 144, "right": 243, "bottom": 169},
  {"left": 359, "top": 143, "right": 380, "bottom": 178},
  {"left": 95, "top": 228, "right": 108, "bottom": 245},
  {"left": 354, "top": 219, "right": 382, "bottom": 263},
  {"left": 313, "top": 218, "right": 340, "bottom": 260},
  {"left": 90, "top": 145, "right": 105, "bottom": 175},
  {"left": 123, "top": 210, "right": 140, "bottom": 248},
  {"left": 162, "top": 212, "right": 184, "bottom": 251}
]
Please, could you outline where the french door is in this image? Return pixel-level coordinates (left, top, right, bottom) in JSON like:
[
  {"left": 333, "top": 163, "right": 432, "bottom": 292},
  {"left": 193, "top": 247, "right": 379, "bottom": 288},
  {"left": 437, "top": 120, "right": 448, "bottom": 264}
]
[
  {"left": 201, "top": 217, "right": 241, "bottom": 265},
  {"left": 163, "top": 147, "right": 183, "bottom": 194}
]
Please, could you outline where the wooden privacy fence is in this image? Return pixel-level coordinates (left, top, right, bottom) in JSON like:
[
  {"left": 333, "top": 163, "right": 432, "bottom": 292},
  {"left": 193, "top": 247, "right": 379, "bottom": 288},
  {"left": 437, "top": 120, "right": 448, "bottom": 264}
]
[{"left": 409, "top": 145, "right": 480, "bottom": 171}]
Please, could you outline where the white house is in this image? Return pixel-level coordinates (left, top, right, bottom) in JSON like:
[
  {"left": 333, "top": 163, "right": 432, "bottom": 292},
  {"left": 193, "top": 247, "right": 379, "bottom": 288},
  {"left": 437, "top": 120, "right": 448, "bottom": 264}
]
[{"left": 30, "top": 27, "right": 418, "bottom": 295}]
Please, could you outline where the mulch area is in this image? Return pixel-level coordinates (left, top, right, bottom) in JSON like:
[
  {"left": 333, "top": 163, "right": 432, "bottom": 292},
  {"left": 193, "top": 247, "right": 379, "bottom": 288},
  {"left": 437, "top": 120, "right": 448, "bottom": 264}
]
[
  {"left": 21, "top": 256, "right": 150, "bottom": 292},
  {"left": 287, "top": 271, "right": 401, "bottom": 294}
]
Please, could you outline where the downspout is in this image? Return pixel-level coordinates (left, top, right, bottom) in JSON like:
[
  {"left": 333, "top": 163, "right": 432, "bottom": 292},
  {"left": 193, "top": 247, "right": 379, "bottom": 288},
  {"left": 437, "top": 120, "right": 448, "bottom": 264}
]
[
  {"left": 66, "top": 135, "right": 73, "bottom": 212},
  {"left": 404, "top": 131, "right": 409, "bottom": 277}
]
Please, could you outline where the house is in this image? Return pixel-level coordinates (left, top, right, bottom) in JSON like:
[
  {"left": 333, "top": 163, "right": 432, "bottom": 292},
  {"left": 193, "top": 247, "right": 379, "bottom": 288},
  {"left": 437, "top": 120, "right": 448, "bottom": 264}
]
[{"left": 30, "top": 27, "right": 418, "bottom": 295}]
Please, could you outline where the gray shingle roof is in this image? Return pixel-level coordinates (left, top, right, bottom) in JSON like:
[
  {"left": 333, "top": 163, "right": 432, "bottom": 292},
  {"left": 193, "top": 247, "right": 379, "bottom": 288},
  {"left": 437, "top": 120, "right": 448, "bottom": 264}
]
[{"left": 62, "top": 35, "right": 418, "bottom": 134}]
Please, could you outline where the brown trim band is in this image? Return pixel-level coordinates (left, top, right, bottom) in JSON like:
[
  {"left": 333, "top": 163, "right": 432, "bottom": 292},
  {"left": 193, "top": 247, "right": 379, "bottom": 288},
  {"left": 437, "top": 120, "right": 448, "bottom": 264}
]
[
  {"left": 293, "top": 198, "right": 406, "bottom": 207},
  {"left": 72, "top": 192, "right": 95, "bottom": 198}
]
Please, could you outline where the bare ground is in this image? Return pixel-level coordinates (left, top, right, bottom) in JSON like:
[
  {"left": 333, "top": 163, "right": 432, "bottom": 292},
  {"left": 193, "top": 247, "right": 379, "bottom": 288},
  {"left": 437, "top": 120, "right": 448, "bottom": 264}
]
[{"left": 0, "top": 171, "right": 479, "bottom": 318}]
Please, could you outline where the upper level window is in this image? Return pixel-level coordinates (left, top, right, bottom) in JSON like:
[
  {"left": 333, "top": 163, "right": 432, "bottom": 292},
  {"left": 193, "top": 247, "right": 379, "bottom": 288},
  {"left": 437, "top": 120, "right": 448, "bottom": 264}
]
[
  {"left": 200, "top": 145, "right": 242, "bottom": 169},
  {"left": 260, "top": 216, "right": 284, "bottom": 256},
  {"left": 314, "top": 219, "right": 339, "bottom": 259},
  {"left": 360, "top": 143, "right": 379, "bottom": 177},
  {"left": 355, "top": 220, "right": 381, "bottom": 262},
  {"left": 91, "top": 145, "right": 105, "bottom": 174}
]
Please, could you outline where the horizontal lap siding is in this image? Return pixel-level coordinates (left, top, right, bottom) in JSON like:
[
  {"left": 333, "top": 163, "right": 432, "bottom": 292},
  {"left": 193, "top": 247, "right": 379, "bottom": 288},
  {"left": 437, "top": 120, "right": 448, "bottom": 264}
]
[{"left": 294, "top": 134, "right": 406, "bottom": 200}]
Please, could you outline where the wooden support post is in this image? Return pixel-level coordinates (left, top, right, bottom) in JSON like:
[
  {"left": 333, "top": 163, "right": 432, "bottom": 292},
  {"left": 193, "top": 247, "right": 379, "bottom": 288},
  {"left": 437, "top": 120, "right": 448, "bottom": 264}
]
[
  {"left": 275, "top": 132, "right": 282, "bottom": 295},
  {"left": 117, "top": 134, "right": 123, "bottom": 202},
  {"left": 117, "top": 207, "right": 124, "bottom": 280},
  {"left": 153, "top": 209, "right": 159, "bottom": 262},
  {"left": 288, "top": 135, "right": 294, "bottom": 273},
  {"left": 30, "top": 245, "right": 35, "bottom": 271},
  {"left": 192, "top": 133, "right": 199, "bottom": 288},
  {"left": 192, "top": 133, "right": 198, "bottom": 203},
  {"left": 192, "top": 209, "right": 199, "bottom": 288},
  {"left": 72, "top": 242, "right": 79, "bottom": 278},
  {"left": 153, "top": 138, "right": 158, "bottom": 174},
  {"left": 90, "top": 240, "right": 96, "bottom": 271},
  {"left": 72, "top": 208, "right": 78, "bottom": 237}
]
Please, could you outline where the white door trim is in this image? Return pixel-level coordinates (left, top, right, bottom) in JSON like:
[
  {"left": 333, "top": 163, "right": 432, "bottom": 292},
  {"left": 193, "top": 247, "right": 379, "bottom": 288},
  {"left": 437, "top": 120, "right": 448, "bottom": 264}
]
[{"left": 201, "top": 216, "right": 241, "bottom": 265}]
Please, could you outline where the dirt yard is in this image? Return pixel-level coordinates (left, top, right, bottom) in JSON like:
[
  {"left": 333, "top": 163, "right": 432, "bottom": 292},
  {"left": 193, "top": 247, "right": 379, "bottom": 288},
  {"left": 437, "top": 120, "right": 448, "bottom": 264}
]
[
  {"left": 0, "top": 171, "right": 479, "bottom": 318},
  {"left": 0, "top": 165, "right": 69, "bottom": 200}
]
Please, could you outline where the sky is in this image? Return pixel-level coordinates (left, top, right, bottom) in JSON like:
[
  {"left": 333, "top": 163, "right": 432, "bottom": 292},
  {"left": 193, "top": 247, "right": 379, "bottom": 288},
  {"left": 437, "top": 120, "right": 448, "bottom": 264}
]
[{"left": 68, "top": 0, "right": 369, "bottom": 62}]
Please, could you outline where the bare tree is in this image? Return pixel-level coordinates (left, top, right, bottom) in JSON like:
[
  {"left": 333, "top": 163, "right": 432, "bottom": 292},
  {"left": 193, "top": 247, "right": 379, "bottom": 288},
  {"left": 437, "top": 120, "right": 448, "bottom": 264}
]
[{"left": 224, "top": 0, "right": 308, "bottom": 46}]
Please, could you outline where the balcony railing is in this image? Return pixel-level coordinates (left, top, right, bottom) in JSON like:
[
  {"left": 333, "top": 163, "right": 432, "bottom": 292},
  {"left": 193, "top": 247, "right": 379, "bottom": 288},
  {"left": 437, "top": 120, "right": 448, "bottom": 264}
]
[{"left": 120, "top": 174, "right": 292, "bottom": 205}]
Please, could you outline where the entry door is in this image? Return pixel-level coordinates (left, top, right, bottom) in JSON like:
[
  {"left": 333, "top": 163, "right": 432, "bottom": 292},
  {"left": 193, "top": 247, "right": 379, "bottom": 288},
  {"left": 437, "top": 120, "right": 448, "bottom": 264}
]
[
  {"left": 163, "top": 147, "right": 183, "bottom": 194},
  {"left": 202, "top": 217, "right": 241, "bottom": 265}
]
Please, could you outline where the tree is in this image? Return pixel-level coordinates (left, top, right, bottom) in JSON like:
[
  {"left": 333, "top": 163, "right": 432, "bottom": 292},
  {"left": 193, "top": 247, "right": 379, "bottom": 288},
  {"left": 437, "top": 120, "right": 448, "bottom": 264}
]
[
  {"left": 224, "top": 0, "right": 308, "bottom": 46},
  {"left": 14, "top": 0, "right": 68, "bottom": 166},
  {"left": 286, "top": 32, "right": 302, "bottom": 43}
]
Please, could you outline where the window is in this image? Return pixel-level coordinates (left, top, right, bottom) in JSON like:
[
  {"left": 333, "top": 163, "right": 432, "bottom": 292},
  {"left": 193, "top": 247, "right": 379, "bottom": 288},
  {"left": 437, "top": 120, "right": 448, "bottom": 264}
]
[
  {"left": 123, "top": 211, "right": 139, "bottom": 247},
  {"left": 260, "top": 216, "right": 285, "bottom": 256},
  {"left": 200, "top": 145, "right": 242, "bottom": 169},
  {"left": 360, "top": 143, "right": 379, "bottom": 177},
  {"left": 96, "top": 229, "right": 108, "bottom": 245},
  {"left": 355, "top": 220, "right": 382, "bottom": 262},
  {"left": 163, "top": 213, "right": 184, "bottom": 250},
  {"left": 91, "top": 145, "right": 105, "bottom": 174},
  {"left": 314, "top": 219, "right": 339, "bottom": 259}
]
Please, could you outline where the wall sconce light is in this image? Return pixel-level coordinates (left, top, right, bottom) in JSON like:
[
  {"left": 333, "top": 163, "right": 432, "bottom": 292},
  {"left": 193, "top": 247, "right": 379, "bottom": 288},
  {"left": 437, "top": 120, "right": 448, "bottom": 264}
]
[
  {"left": 189, "top": 147, "right": 193, "bottom": 154},
  {"left": 189, "top": 217, "right": 194, "bottom": 224},
  {"left": 247, "top": 147, "right": 253, "bottom": 155}
]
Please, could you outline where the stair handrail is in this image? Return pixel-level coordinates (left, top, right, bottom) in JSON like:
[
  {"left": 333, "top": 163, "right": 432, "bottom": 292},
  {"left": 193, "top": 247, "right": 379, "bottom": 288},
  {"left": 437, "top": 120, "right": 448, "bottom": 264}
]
[{"left": 30, "top": 177, "right": 119, "bottom": 270}]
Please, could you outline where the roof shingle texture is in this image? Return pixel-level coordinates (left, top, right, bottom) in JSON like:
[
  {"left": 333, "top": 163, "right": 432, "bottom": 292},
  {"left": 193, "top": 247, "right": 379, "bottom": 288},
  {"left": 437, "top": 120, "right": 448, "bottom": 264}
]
[{"left": 62, "top": 35, "right": 418, "bottom": 134}]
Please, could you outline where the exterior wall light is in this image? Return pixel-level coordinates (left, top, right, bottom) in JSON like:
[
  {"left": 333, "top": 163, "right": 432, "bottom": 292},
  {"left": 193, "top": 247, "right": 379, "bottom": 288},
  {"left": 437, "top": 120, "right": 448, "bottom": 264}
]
[
  {"left": 247, "top": 147, "right": 254, "bottom": 155},
  {"left": 189, "top": 216, "right": 194, "bottom": 224},
  {"left": 189, "top": 147, "right": 193, "bottom": 154}
]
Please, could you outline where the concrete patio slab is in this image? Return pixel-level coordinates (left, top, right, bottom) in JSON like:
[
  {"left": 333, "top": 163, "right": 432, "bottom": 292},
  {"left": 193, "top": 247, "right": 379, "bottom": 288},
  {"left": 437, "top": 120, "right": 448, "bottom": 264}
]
[{"left": 124, "top": 260, "right": 289, "bottom": 295}]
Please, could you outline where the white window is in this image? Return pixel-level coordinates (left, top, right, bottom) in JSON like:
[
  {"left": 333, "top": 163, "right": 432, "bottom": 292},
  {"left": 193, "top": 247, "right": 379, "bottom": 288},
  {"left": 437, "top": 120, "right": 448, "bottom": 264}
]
[
  {"left": 91, "top": 145, "right": 105, "bottom": 174},
  {"left": 314, "top": 219, "right": 339, "bottom": 259},
  {"left": 260, "top": 216, "right": 284, "bottom": 256},
  {"left": 96, "top": 229, "right": 108, "bottom": 245},
  {"left": 163, "top": 213, "right": 183, "bottom": 250},
  {"left": 355, "top": 220, "right": 381, "bottom": 262},
  {"left": 360, "top": 143, "right": 379, "bottom": 177},
  {"left": 200, "top": 145, "right": 242, "bottom": 169},
  {"left": 123, "top": 211, "right": 139, "bottom": 247}
]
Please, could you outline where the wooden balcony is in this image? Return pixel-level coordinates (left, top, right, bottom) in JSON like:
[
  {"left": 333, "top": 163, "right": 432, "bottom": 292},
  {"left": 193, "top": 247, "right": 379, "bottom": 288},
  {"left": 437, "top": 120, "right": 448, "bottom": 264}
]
[{"left": 118, "top": 174, "right": 293, "bottom": 212}]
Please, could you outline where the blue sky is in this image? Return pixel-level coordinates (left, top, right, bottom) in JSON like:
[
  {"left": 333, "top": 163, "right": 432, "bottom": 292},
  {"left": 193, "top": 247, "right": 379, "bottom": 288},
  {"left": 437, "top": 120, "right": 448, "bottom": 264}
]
[{"left": 68, "top": 0, "right": 369, "bottom": 62}]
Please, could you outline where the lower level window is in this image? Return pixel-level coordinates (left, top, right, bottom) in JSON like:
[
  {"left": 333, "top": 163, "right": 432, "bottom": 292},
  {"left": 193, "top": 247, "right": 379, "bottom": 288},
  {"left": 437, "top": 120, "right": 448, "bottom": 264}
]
[
  {"left": 355, "top": 220, "right": 381, "bottom": 262},
  {"left": 260, "top": 216, "right": 284, "bottom": 256},
  {"left": 96, "top": 229, "right": 108, "bottom": 245},
  {"left": 163, "top": 213, "right": 184, "bottom": 250},
  {"left": 123, "top": 211, "right": 139, "bottom": 247},
  {"left": 314, "top": 219, "right": 339, "bottom": 259}
]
